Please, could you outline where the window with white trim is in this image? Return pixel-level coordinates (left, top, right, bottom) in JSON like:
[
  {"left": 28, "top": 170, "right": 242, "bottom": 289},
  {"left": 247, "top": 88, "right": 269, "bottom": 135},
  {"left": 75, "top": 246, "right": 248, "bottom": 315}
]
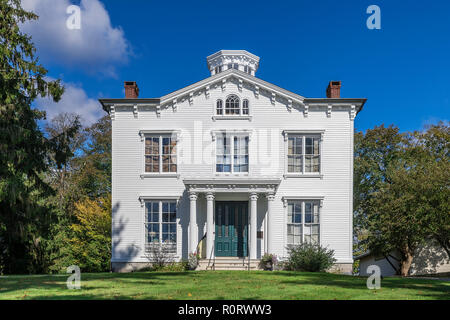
[
  {"left": 215, "top": 95, "right": 250, "bottom": 116},
  {"left": 216, "top": 99, "right": 223, "bottom": 115},
  {"left": 287, "top": 200, "right": 320, "bottom": 246},
  {"left": 225, "top": 95, "right": 240, "bottom": 115},
  {"left": 216, "top": 133, "right": 249, "bottom": 173},
  {"left": 243, "top": 99, "right": 249, "bottom": 115},
  {"left": 145, "top": 200, "right": 177, "bottom": 248},
  {"left": 145, "top": 135, "right": 177, "bottom": 173},
  {"left": 287, "top": 135, "right": 320, "bottom": 173}
]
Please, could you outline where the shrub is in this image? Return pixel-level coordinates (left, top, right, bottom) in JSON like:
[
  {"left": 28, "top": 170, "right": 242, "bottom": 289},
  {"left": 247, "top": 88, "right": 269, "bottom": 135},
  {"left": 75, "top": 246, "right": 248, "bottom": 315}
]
[
  {"left": 188, "top": 252, "right": 199, "bottom": 270},
  {"left": 153, "top": 261, "right": 189, "bottom": 272},
  {"left": 258, "top": 253, "right": 277, "bottom": 270},
  {"left": 144, "top": 243, "right": 175, "bottom": 270},
  {"left": 284, "top": 243, "right": 336, "bottom": 272}
]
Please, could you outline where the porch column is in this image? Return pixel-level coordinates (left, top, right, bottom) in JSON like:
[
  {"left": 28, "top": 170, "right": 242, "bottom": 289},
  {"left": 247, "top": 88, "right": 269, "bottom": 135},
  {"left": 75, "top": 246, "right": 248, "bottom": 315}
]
[
  {"left": 249, "top": 192, "right": 258, "bottom": 259},
  {"left": 206, "top": 192, "right": 215, "bottom": 259},
  {"left": 189, "top": 192, "right": 198, "bottom": 254},
  {"left": 266, "top": 193, "right": 275, "bottom": 254}
]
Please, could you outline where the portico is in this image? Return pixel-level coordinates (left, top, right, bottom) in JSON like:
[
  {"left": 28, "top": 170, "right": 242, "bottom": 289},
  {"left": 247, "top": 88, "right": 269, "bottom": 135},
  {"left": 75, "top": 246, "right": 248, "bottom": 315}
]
[{"left": 184, "top": 178, "right": 280, "bottom": 260}]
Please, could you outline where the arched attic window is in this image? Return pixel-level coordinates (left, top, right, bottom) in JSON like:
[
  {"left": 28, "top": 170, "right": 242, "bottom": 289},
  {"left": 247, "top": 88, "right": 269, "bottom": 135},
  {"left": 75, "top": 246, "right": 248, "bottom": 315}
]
[{"left": 225, "top": 95, "right": 240, "bottom": 115}]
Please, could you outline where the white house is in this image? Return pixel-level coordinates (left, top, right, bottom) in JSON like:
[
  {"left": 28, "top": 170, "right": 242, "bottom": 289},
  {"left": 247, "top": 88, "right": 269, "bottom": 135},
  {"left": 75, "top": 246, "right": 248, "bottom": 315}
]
[{"left": 99, "top": 50, "right": 366, "bottom": 273}]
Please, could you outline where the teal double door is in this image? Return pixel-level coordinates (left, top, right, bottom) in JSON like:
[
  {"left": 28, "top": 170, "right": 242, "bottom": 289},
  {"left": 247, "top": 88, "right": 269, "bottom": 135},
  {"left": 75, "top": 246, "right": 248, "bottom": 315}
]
[{"left": 215, "top": 201, "right": 248, "bottom": 257}]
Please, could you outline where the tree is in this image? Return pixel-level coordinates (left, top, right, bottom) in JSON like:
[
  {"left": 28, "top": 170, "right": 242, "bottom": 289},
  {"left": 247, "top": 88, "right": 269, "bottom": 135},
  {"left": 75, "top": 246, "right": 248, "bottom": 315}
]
[
  {"left": 47, "top": 115, "right": 112, "bottom": 273},
  {"left": 354, "top": 125, "right": 430, "bottom": 276},
  {"left": 51, "top": 195, "right": 111, "bottom": 273},
  {"left": 0, "top": 0, "right": 74, "bottom": 273},
  {"left": 73, "top": 115, "right": 111, "bottom": 198},
  {"left": 412, "top": 122, "right": 450, "bottom": 257},
  {"left": 45, "top": 113, "right": 84, "bottom": 213}
]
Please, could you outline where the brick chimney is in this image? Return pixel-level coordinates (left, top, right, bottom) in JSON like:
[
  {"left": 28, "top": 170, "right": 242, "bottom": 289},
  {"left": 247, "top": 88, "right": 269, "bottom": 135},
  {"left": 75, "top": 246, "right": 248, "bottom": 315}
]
[
  {"left": 326, "top": 81, "right": 341, "bottom": 98},
  {"left": 124, "top": 81, "right": 139, "bottom": 98}
]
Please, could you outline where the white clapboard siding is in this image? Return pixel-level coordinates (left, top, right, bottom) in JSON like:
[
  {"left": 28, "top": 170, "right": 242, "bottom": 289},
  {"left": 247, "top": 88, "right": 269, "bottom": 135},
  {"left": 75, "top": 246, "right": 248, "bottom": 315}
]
[{"left": 110, "top": 80, "right": 356, "bottom": 264}]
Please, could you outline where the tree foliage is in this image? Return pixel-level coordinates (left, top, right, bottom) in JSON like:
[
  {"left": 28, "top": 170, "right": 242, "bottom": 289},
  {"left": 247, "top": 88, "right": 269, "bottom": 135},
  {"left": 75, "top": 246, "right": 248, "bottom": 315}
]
[
  {"left": 51, "top": 195, "right": 111, "bottom": 273},
  {"left": 0, "top": 0, "right": 73, "bottom": 274},
  {"left": 354, "top": 123, "right": 450, "bottom": 276}
]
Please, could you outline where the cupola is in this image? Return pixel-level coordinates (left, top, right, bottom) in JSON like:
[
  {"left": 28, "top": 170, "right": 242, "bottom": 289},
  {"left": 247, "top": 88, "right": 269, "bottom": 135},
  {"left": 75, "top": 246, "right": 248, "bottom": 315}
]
[{"left": 206, "top": 50, "right": 260, "bottom": 76}]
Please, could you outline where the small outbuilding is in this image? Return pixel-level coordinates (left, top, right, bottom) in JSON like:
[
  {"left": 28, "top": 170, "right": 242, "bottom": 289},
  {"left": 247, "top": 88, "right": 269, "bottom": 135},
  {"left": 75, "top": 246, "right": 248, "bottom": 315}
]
[{"left": 356, "top": 240, "right": 450, "bottom": 276}]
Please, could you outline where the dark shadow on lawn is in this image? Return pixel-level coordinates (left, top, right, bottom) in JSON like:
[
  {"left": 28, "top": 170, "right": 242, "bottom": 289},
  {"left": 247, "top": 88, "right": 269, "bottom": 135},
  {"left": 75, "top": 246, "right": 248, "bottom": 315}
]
[{"left": 273, "top": 271, "right": 450, "bottom": 300}]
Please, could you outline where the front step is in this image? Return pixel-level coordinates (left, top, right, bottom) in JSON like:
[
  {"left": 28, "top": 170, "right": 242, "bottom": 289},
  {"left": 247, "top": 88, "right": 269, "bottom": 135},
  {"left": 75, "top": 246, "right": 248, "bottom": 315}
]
[{"left": 197, "top": 257, "right": 260, "bottom": 271}]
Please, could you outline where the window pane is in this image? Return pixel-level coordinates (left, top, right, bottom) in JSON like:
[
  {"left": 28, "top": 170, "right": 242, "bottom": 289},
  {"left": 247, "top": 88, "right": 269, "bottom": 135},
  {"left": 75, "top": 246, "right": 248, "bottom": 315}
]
[
  {"left": 216, "top": 100, "right": 223, "bottom": 115},
  {"left": 225, "top": 95, "right": 240, "bottom": 115},
  {"left": 243, "top": 99, "right": 249, "bottom": 114},
  {"left": 305, "top": 202, "right": 312, "bottom": 223}
]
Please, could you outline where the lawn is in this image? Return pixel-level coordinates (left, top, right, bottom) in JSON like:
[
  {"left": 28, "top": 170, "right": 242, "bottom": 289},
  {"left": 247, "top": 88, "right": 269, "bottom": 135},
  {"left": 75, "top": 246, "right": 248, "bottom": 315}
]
[{"left": 0, "top": 271, "right": 449, "bottom": 300}]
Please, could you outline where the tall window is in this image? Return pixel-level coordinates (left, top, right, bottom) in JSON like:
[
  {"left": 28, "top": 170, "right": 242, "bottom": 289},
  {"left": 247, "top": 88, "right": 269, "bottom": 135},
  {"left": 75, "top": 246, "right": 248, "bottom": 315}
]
[
  {"left": 216, "top": 99, "right": 223, "bottom": 115},
  {"left": 244, "top": 65, "right": 252, "bottom": 74},
  {"left": 145, "top": 135, "right": 177, "bottom": 173},
  {"left": 233, "top": 136, "right": 249, "bottom": 172},
  {"left": 215, "top": 66, "right": 222, "bottom": 74},
  {"left": 145, "top": 201, "right": 177, "bottom": 248},
  {"left": 243, "top": 99, "right": 249, "bottom": 115},
  {"left": 225, "top": 95, "right": 240, "bottom": 115},
  {"left": 287, "top": 135, "right": 320, "bottom": 173},
  {"left": 287, "top": 200, "right": 320, "bottom": 246},
  {"left": 216, "top": 133, "right": 249, "bottom": 173}
]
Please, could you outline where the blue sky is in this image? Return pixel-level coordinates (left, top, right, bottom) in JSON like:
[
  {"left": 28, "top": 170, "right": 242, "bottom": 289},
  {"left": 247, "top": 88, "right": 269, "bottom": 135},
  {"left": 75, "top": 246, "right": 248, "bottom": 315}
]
[{"left": 22, "top": 0, "right": 449, "bottom": 131}]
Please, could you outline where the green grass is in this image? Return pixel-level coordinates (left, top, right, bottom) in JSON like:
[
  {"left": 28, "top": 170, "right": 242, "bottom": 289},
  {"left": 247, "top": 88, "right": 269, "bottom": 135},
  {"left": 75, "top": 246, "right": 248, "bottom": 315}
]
[{"left": 0, "top": 271, "right": 449, "bottom": 300}]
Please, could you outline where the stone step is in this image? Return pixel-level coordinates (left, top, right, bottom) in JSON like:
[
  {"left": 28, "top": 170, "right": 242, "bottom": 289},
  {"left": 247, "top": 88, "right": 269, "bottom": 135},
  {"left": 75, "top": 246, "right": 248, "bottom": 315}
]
[{"left": 197, "top": 258, "right": 260, "bottom": 271}]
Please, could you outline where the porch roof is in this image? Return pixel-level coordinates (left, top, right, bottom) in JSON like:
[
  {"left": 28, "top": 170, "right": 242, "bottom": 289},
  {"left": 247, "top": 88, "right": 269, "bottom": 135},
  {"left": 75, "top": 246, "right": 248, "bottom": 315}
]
[{"left": 183, "top": 177, "right": 281, "bottom": 194}]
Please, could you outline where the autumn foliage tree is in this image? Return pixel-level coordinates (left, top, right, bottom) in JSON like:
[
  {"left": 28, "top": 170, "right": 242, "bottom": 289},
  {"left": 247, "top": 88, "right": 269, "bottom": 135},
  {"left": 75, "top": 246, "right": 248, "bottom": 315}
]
[{"left": 51, "top": 195, "right": 111, "bottom": 273}]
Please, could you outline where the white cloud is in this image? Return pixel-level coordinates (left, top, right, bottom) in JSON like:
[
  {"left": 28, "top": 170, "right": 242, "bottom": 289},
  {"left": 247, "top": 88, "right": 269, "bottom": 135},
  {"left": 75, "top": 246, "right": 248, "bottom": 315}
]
[
  {"left": 35, "top": 81, "right": 102, "bottom": 126},
  {"left": 21, "top": 0, "right": 130, "bottom": 76}
]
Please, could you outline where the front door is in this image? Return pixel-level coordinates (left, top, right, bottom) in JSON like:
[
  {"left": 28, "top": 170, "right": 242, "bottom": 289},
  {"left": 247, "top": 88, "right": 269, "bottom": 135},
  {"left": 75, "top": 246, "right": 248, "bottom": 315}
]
[{"left": 215, "top": 201, "right": 248, "bottom": 257}]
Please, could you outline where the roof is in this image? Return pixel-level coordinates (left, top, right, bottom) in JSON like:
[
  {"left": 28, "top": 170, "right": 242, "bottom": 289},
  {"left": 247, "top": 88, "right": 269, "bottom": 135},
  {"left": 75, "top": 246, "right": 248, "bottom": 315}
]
[
  {"left": 99, "top": 68, "right": 367, "bottom": 113},
  {"left": 354, "top": 251, "right": 372, "bottom": 260}
]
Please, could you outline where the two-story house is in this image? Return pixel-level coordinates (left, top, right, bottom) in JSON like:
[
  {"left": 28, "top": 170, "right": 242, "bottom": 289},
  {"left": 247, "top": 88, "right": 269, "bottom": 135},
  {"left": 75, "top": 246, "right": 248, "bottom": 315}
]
[{"left": 99, "top": 50, "right": 366, "bottom": 273}]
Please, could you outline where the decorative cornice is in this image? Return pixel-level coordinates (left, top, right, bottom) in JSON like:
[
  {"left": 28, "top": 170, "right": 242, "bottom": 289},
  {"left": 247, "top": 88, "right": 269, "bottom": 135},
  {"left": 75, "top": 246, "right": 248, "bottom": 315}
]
[
  {"left": 139, "top": 129, "right": 181, "bottom": 142},
  {"left": 350, "top": 104, "right": 356, "bottom": 121},
  {"left": 327, "top": 105, "right": 332, "bottom": 118},
  {"left": 183, "top": 177, "right": 281, "bottom": 194},
  {"left": 211, "top": 129, "right": 253, "bottom": 141},
  {"left": 282, "top": 196, "right": 324, "bottom": 208},
  {"left": 109, "top": 105, "right": 115, "bottom": 120},
  {"left": 172, "top": 99, "right": 177, "bottom": 112},
  {"left": 282, "top": 130, "right": 325, "bottom": 141},
  {"left": 139, "top": 195, "right": 180, "bottom": 207},
  {"left": 304, "top": 104, "right": 309, "bottom": 118}
]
